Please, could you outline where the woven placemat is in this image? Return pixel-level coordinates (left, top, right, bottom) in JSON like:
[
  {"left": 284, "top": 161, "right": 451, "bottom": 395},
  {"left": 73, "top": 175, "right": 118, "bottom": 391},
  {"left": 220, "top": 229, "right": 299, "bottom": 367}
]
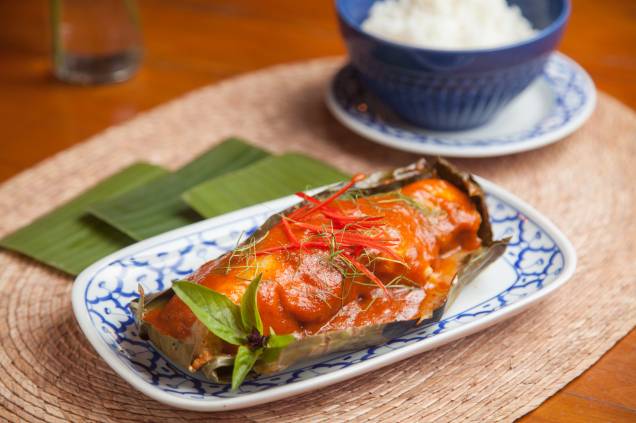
[{"left": 0, "top": 58, "right": 635, "bottom": 422}]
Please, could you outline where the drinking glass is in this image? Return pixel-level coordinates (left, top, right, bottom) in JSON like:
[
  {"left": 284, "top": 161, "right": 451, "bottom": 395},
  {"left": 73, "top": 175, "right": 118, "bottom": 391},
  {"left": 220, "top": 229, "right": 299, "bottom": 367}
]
[{"left": 50, "top": 0, "right": 142, "bottom": 84}]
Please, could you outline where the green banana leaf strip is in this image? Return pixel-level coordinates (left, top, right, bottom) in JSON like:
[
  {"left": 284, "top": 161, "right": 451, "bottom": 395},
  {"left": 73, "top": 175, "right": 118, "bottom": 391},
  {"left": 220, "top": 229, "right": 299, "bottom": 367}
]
[
  {"left": 132, "top": 158, "right": 509, "bottom": 386},
  {"left": 0, "top": 163, "right": 168, "bottom": 275},
  {"left": 89, "top": 138, "right": 270, "bottom": 241},
  {"left": 182, "top": 153, "right": 350, "bottom": 218}
]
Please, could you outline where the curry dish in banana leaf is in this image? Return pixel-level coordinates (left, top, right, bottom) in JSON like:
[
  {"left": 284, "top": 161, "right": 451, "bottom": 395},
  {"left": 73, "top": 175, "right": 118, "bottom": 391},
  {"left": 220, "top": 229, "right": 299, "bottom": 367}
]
[{"left": 131, "top": 158, "right": 508, "bottom": 389}]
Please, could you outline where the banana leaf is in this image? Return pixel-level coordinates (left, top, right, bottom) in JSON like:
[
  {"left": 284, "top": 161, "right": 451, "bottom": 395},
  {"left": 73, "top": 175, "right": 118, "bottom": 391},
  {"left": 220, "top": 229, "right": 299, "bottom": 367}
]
[
  {"left": 131, "top": 158, "right": 508, "bottom": 383},
  {"left": 182, "top": 153, "right": 350, "bottom": 218},
  {"left": 89, "top": 138, "right": 270, "bottom": 241},
  {"left": 0, "top": 163, "right": 168, "bottom": 275}
]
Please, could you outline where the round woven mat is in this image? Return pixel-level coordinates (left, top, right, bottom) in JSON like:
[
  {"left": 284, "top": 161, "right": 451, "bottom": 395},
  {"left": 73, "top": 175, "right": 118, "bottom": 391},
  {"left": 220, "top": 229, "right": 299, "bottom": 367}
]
[{"left": 0, "top": 58, "right": 635, "bottom": 422}]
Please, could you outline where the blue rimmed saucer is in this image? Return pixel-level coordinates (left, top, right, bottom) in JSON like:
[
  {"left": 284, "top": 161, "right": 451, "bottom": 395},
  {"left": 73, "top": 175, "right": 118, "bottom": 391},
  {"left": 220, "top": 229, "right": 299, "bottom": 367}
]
[{"left": 326, "top": 53, "right": 596, "bottom": 158}]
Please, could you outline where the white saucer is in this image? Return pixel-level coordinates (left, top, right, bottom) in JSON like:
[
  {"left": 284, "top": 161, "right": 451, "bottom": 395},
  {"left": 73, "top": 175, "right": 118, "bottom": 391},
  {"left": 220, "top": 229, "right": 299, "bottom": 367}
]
[{"left": 326, "top": 52, "right": 596, "bottom": 158}]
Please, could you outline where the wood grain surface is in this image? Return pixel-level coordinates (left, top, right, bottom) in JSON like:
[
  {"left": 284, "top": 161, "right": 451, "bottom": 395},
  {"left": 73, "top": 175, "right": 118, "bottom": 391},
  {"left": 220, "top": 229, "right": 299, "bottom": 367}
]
[{"left": 0, "top": 1, "right": 634, "bottom": 421}]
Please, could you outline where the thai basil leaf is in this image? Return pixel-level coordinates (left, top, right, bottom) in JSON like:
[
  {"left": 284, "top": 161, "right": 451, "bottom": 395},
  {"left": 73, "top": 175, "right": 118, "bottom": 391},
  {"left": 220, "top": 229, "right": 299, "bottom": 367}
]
[
  {"left": 231, "top": 345, "right": 261, "bottom": 391},
  {"left": 171, "top": 281, "right": 246, "bottom": 346},
  {"left": 267, "top": 334, "right": 295, "bottom": 349},
  {"left": 259, "top": 347, "right": 282, "bottom": 364},
  {"left": 240, "top": 274, "right": 263, "bottom": 334},
  {"left": 258, "top": 334, "right": 296, "bottom": 364}
]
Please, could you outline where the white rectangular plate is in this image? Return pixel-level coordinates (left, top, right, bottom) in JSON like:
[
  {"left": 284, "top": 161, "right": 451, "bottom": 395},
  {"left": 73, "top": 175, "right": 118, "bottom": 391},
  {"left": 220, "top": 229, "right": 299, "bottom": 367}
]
[{"left": 72, "top": 177, "right": 576, "bottom": 411}]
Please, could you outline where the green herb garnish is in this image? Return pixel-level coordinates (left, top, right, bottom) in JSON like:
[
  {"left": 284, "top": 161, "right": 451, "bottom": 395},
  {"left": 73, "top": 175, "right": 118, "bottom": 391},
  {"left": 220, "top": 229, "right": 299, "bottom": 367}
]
[{"left": 171, "top": 274, "right": 295, "bottom": 390}]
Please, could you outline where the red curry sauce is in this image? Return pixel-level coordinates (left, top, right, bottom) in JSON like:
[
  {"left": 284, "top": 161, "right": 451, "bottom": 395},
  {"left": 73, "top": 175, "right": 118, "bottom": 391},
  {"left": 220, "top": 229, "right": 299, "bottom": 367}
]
[{"left": 145, "top": 178, "right": 482, "bottom": 341}]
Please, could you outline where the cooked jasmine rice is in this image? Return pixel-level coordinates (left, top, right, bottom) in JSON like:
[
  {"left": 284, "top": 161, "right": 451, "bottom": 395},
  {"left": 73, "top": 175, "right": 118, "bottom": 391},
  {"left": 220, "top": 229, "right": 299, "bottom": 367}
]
[{"left": 361, "top": 0, "right": 537, "bottom": 50}]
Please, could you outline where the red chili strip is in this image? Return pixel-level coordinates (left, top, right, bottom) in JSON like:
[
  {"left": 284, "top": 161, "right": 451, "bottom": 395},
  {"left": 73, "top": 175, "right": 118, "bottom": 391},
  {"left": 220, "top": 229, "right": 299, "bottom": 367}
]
[
  {"left": 291, "top": 223, "right": 398, "bottom": 250},
  {"left": 343, "top": 252, "right": 390, "bottom": 297},
  {"left": 294, "top": 190, "right": 386, "bottom": 228},
  {"left": 327, "top": 214, "right": 385, "bottom": 222},
  {"left": 280, "top": 217, "right": 298, "bottom": 245},
  {"left": 336, "top": 237, "right": 402, "bottom": 261},
  {"left": 291, "top": 221, "right": 325, "bottom": 233},
  {"left": 255, "top": 241, "right": 330, "bottom": 256},
  {"left": 287, "top": 204, "right": 312, "bottom": 221},
  {"left": 294, "top": 191, "right": 320, "bottom": 204},
  {"left": 295, "top": 192, "right": 348, "bottom": 223},
  {"left": 326, "top": 215, "right": 385, "bottom": 228},
  {"left": 294, "top": 174, "right": 366, "bottom": 220}
]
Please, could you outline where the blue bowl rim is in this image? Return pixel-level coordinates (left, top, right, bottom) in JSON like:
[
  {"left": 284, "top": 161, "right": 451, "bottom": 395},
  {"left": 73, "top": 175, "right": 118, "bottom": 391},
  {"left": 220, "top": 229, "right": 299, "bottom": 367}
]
[{"left": 335, "top": 0, "right": 571, "bottom": 55}]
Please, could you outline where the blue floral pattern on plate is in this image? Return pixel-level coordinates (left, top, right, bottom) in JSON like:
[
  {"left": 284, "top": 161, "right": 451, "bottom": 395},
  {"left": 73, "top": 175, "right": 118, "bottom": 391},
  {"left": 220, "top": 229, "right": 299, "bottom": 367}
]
[
  {"left": 326, "top": 52, "right": 596, "bottom": 157},
  {"left": 79, "top": 188, "right": 571, "bottom": 403}
]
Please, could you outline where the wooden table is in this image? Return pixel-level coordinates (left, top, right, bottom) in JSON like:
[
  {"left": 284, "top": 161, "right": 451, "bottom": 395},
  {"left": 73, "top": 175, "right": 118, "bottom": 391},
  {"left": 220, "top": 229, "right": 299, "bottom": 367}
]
[{"left": 0, "top": 1, "right": 634, "bottom": 421}]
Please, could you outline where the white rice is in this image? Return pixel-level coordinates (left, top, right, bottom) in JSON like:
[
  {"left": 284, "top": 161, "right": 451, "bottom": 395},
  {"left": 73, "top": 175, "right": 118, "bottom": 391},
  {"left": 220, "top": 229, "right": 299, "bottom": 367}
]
[{"left": 361, "top": 0, "right": 537, "bottom": 50}]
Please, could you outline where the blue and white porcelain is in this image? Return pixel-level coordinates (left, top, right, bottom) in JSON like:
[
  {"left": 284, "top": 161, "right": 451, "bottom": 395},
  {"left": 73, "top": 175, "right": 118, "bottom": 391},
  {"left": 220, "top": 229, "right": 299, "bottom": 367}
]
[
  {"left": 73, "top": 179, "right": 576, "bottom": 411},
  {"left": 336, "top": 0, "right": 571, "bottom": 130},
  {"left": 326, "top": 52, "right": 595, "bottom": 158}
]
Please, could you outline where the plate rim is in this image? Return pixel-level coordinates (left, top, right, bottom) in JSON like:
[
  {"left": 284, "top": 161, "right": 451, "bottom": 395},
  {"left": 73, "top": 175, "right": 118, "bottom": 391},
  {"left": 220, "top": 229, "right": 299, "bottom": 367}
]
[
  {"left": 72, "top": 178, "right": 577, "bottom": 411},
  {"left": 325, "top": 52, "right": 596, "bottom": 158}
]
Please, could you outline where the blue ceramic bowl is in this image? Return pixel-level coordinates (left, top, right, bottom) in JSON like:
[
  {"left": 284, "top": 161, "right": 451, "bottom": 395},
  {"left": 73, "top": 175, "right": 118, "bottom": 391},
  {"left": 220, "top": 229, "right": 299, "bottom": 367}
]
[{"left": 336, "top": 0, "right": 570, "bottom": 131}]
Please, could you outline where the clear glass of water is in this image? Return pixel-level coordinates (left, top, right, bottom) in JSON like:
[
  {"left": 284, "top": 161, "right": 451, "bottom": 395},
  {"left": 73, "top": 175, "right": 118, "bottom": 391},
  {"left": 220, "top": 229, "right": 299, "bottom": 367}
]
[{"left": 50, "top": 0, "right": 142, "bottom": 85}]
